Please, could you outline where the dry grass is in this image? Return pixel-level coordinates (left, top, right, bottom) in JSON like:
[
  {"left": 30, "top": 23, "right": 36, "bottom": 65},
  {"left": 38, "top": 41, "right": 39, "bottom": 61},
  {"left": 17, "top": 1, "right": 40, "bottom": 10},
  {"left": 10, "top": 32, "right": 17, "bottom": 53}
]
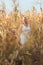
[{"left": 0, "top": 9, "right": 43, "bottom": 65}]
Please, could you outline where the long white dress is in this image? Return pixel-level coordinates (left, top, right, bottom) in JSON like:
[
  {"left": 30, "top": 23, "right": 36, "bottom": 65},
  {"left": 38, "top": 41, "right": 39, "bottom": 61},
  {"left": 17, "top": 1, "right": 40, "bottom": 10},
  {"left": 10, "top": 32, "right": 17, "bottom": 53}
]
[{"left": 20, "top": 24, "right": 30, "bottom": 45}]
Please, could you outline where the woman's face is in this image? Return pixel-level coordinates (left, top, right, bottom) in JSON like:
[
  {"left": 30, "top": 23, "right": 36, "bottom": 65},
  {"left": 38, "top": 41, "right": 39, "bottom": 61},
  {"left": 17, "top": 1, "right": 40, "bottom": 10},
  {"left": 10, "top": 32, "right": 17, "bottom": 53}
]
[{"left": 24, "top": 17, "right": 28, "bottom": 25}]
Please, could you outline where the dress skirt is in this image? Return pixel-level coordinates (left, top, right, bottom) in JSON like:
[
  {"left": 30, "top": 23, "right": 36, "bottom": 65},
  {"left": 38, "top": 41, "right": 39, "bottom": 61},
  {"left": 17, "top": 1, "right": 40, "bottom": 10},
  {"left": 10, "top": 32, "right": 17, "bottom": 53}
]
[{"left": 20, "top": 33, "right": 27, "bottom": 45}]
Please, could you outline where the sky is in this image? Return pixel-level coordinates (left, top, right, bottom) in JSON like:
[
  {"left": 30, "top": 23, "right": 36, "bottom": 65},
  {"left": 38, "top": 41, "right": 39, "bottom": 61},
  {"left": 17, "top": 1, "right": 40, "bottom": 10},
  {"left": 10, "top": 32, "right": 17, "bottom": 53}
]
[{"left": 0, "top": 0, "right": 43, "bottom": 13}]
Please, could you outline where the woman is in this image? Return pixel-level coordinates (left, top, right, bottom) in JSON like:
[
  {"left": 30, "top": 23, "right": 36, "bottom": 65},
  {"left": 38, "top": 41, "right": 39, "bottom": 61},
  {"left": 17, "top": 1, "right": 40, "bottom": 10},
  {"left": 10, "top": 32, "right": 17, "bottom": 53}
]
[{"left": 18, "top": 17, "right": 30, "bottom": 45}]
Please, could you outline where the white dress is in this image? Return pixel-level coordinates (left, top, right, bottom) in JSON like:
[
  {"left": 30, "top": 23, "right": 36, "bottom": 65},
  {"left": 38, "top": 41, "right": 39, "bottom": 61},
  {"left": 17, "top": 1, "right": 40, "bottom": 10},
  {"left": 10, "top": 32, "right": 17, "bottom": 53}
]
[{"left": 20, "top": 24, "right": 30, "bottom": 45}]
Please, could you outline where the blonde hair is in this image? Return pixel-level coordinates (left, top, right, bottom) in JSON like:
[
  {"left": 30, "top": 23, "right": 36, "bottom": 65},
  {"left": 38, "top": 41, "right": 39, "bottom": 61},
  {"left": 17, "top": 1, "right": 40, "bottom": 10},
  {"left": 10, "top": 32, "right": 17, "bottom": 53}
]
[{"left": 23, "top": 17, "right": 28, "bottom": 26}]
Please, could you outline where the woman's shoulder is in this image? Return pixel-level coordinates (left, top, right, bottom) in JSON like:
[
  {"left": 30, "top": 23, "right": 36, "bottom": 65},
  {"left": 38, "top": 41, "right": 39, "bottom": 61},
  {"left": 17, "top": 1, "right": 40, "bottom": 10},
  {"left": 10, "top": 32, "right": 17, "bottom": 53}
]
[{"left": 28, "top": 24, "right": 30, "bottom": 29}]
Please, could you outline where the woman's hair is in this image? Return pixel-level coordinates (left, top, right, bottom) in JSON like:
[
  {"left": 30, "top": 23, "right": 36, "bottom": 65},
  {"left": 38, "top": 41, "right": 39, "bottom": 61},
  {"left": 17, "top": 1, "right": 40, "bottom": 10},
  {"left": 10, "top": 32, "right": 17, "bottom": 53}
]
[{"left": 24, "top": 17, "right": 28, "bottom": 25}]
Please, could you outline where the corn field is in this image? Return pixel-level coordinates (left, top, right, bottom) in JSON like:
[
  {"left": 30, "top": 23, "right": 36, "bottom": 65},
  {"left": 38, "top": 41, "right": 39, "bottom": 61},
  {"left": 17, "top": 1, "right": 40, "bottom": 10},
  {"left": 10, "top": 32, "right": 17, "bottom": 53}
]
[{"left": 0, "top": 0, "right": 43, "bottom": 65}]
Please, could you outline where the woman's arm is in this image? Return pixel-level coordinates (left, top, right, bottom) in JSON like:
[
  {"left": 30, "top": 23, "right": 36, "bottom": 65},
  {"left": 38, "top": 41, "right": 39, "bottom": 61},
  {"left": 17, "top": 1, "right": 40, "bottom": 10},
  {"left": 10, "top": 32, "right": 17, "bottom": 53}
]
[{"left": 18, "top": 25, "right": 22, "bottom": 36}]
